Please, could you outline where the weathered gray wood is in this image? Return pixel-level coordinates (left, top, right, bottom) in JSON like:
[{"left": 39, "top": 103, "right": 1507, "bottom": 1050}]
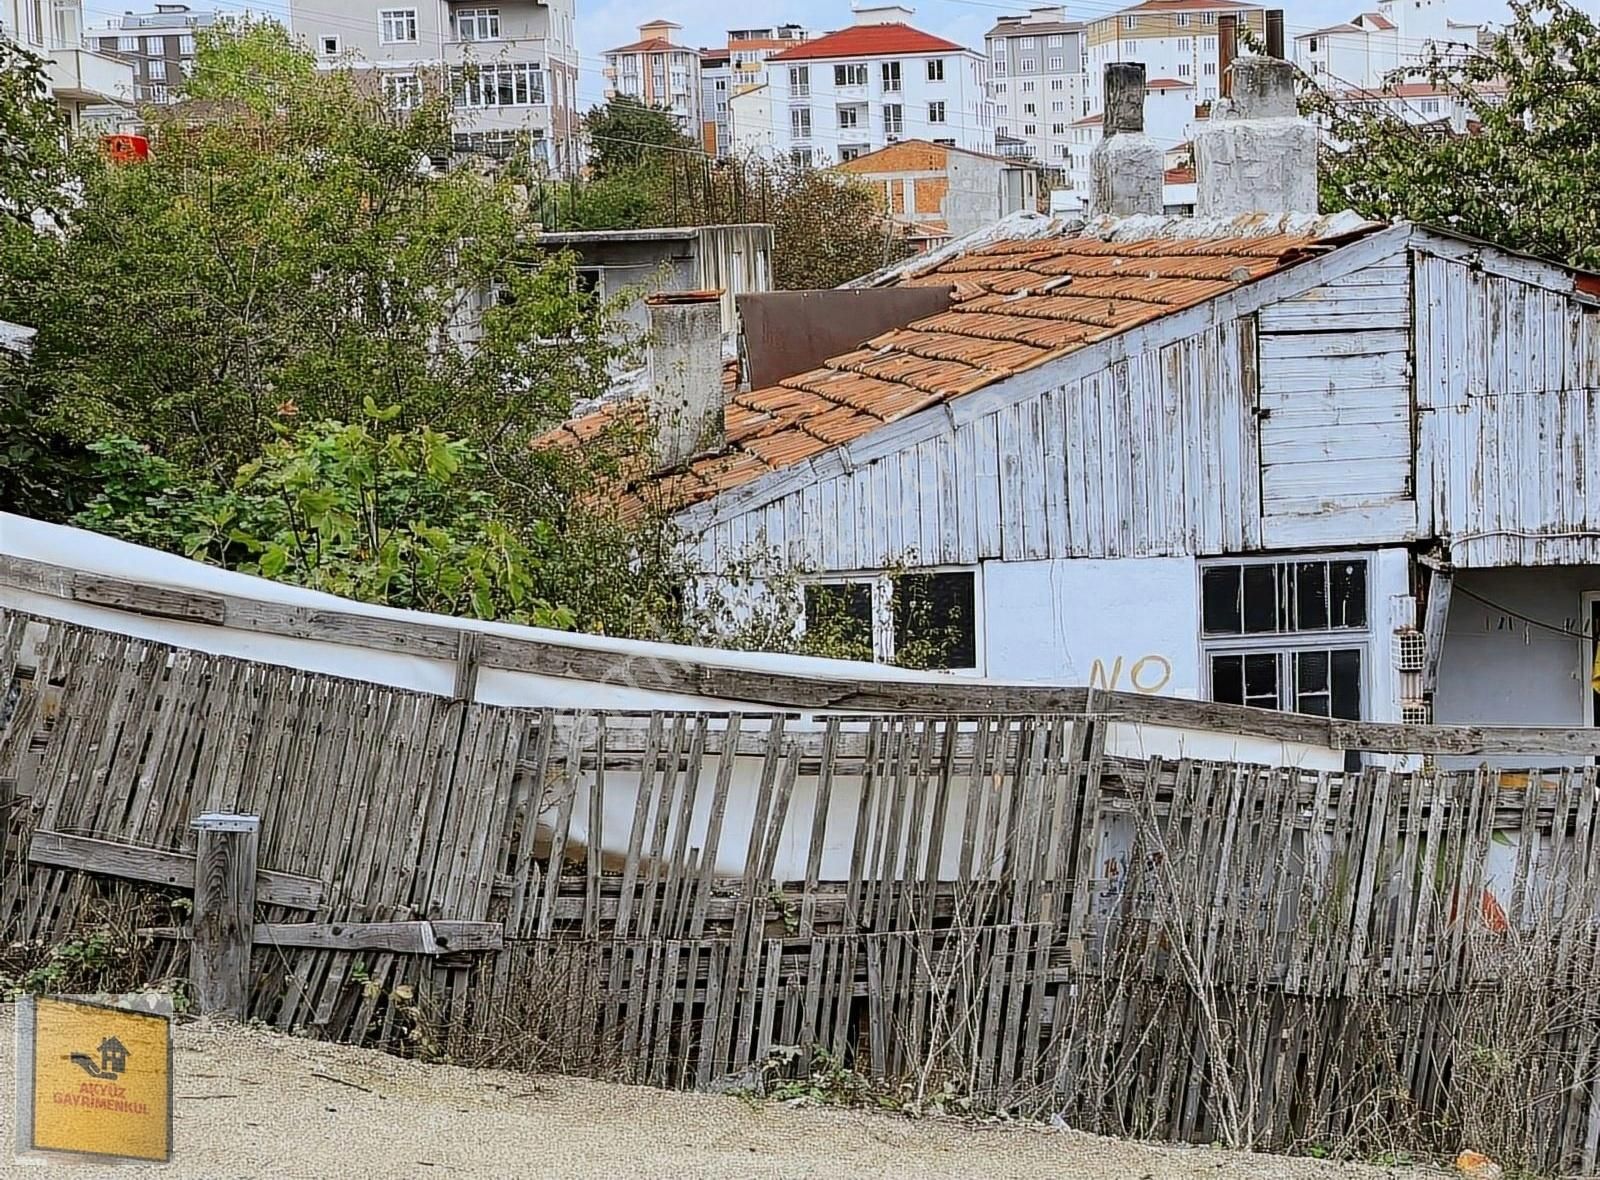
[
  {"left": 144, "top": 919, "right": 502, "bottom": 953},
  {"left": 1420, "top": 565, "right": 1453, "bottom": 696},
  {"left": 191, "top": 812, "right": 259, "bottom": 1020},
  {"left": 26, "top": 828, "right": 323, "bottom": 909}
]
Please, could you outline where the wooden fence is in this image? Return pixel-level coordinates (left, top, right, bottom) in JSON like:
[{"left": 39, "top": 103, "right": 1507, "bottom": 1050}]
[{"left": 7, "top": 609, "right": 1600, "bottom": 1172}]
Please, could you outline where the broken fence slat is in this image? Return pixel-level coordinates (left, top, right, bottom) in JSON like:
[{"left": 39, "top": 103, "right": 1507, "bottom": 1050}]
[{"left": 27, "top": 829, "right": 323, "bottom": 911}]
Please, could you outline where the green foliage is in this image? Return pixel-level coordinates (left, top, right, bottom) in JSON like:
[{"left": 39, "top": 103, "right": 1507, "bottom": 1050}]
[
  {"left": 74, "top": 412, "right": 577, "bottom": 627},
  {"left": 1311, "top": 0, "right": 1600, "bottom": 269},
  {"left": 0, "top": 32, "right": 69, "bottom": 229},
  {"left": 581, "top": 96, "right": 695, "bottom": 180},
  {"left": 1, "top": 17, "right": 624, "bottom": 485}
]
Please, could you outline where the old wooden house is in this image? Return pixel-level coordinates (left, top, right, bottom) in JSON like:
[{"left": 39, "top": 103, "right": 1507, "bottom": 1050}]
[{"left": 543, "top": 57, "right": 1600, "bottom": 754}]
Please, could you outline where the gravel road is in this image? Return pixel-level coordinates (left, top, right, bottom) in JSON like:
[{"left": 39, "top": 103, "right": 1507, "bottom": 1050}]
[{"left": 0, "top": 1011, "right": 1448, "bottom": 1179}]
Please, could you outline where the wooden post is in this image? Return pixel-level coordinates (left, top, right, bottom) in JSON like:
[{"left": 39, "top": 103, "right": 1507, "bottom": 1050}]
[
  {"left": 0, "top": 776, "right": 14, "bottom": 877},
  {"left": 190, "top": 813, "right": 260, "bottom": 1020}
]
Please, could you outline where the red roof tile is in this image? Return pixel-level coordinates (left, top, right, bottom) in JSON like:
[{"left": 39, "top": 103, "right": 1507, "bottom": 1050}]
[
  {"left": 1146, "top": 78, "right": 1194, "bottom": 89},
  {"left": 605, "top": 36, "right": 690, "bottom": 55},
  {"left": 769, "top": 23, "right": 965, "bottom": 62},
  {"left": 542, "top": 222, "right": 1365, "bottom": 518}
]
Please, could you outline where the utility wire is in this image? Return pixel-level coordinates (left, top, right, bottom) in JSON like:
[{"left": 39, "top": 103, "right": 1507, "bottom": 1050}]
[{"left": 1455, "top": 583, "right": 1595, "bottom": 642}]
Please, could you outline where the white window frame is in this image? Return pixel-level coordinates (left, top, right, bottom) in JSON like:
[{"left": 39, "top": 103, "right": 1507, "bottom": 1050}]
[
  {"left": 144, "top": 35, "right": 163, "bottom": 54},
  {"left": 1048, "top": 55, "right": 1063, "bottom": 70},
  {"left": 834, "top": 62, "right": 867, "bottom": 87},
  {"left": 1122, "top": 15, "right": 1136, "bottom": 29},
  {"left": 178, "top": 34, "right": 195, "bottom": 55},
  {"left": 383, "top": 70, "right": 422, "bottom": 110},
  {"left": 800, "top": 566, "right": 984, "bottom": 673},
  {"left": 790, "top": 105, "right": 811, "bottom": 138},
  {"left": 453, "top": 7, "right": 501, "bottom": 42},
  {"left": 928, "top": 100, "right": 946, "bottom": 123},
  {"left": 1199, "top": 553, "right": 1375, "bottom": 720},
  {"left": 881, "top": 60, "right": 901, "bottom": 92},
  {"left": 789, "top": 65, "right": 809, "bottom": 96},
  {"left": 117, "top": 34, "right": 137, "bottom": 52},
  {"left": 379, "top": 8, "right": 418, "bottom": 45},
  {"left": 927, "top": 57, "right": 945, "bottom": 82},
  {"left": 147, "top": 57, "right": 166, "bottom": 80},
  {"left": 1177, "top": 12, "right": 1192, "bottom": 26},
  {"left": 837, "top": 104, "right": 859, "bottom": 129},
  {"left": 883, "top": 102, "right": 903, "bottom": 135}
]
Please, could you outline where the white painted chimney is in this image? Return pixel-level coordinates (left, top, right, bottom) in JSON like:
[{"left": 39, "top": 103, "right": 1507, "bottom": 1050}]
[
  {"left": 646, "top": 291, "right": 725, "bottom": 470},
  {"left": 1193, "top": 55, "right": 1318, "bottom": 217},
  {"left": 852, "top": 3, "right": 916, "bottom": 26},
  {"left": 1089, "top": 63, "right": 1164, "bottom": 218}
]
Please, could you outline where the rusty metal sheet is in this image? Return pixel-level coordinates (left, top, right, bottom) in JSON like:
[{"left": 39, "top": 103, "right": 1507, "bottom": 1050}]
[{"left": 737, "top": 287, "right": 955, "bottom": 391}]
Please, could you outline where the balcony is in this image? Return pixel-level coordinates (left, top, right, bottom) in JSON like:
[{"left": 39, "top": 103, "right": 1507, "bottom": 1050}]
[{"left": 48, "top": 46, "right": 136, "bottom": 107}]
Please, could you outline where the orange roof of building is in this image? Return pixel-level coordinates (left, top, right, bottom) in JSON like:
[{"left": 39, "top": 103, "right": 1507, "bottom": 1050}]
[
  {"left": 1164, "top": 165, "right": 1196, "bottom": 183},
  {"left": 1119, "top": 0, "right": 1262, "bottom": 11},
  {"left": 1146, "top": 77, "right": 1194, "bottom": 89},
  {"left": 768, "top": 23, "right": 965, "bottom": 62},
  {"left": 1361, "top": 11, "right": 1397, "bottom": 29},
  {"left": 539, "top": 222, "right": 1369, "bottom": 519},
  {"left": 606, "top": 36, "right": 689, "bottom": 55}
]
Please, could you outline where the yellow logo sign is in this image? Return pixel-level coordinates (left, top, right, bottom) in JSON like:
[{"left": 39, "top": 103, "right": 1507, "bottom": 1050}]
[{"left": 17, "top": 995, "right": 172, "bottom": 1163}]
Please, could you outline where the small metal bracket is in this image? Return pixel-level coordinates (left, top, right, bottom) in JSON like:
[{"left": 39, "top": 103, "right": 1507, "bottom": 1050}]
[{"left": 191, "top": 813, "right": 261, "bottom": 833}]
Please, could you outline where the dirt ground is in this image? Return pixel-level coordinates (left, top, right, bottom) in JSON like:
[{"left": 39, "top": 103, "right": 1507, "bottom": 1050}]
[{"left": 0, "top": 1011, "right": 1448, "bottom": 1179}]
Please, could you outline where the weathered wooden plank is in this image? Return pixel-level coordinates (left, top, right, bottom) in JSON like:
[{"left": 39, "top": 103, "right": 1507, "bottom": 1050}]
[
  {"left": 27, "top": 827, "right": 323, "bottom": 909},
  {"left": 147, "top": 919, "right": 502, "bottom": 953},
  {"left": 191, "top": 813, "right": 259, "bottom": 1019}
]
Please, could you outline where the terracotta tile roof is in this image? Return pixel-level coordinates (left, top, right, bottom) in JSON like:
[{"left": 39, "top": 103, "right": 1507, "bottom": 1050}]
[
  {"left": 1165, "top": 165, "right": 1196, "bottom": 184},
  {"left": 1146, "top": 77, "right": 1194, "bottom": 89},
  {"left": 1119, "top": 0, "right": 1262, "bottom": 11},
  {"left": 537, "top": 218, "right": 1377, "bottom": 520},
  {"left": 768, "top": 23, "right": 965, "bottom": 62},
  {"left": 1361, "top": 11, "right": 1397, "bottom": 29},
  {"left": 606, "top": 36, "right": 689, "bottom": 55}
]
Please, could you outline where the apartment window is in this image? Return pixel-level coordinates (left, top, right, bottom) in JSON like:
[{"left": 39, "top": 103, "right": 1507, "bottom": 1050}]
[
  {"left": 1051, "top": 78, "right": 1063, "bottom": 90},
  {"left": 1123, "top": 40, "right": 1138, "bottom": 57},
  {"left": 834, "top": 62, "right": 868, "bottom": 86},
  {"left": 791, "top": 147, "right": 813, "bottom": 167},
  {"left": 803, "top": 571, "right": 978, "bottom": 670},
  {"left": 383, "top": 71, "right": 421, "bottom": 109},
  {"left": 147, "top": 58, "right": 166, "bottom": 81},
  {"left": 1021, "top": 57, "right": 1036, "bottom": 72},
  {"left": 1202, "top": 557, "right": 1370, "bottom": 719},
  {"left": 146, "top": 82, "right": 169, "bottom": 102},
  {"left": 991, "top": 42, "right": 1005, "bottom": 59},
  {"left": 380, "top": 8, "right": 418, "bottom": 44},
  {"left": 1421, "top": 98, "right": 1441, "bottom": 113},
  {"left": 1204, "top": 36, "right": 1216, "bottom": 48},
  {"left": 1047, "top": 34, "right": 1063, "bottom": 46},
  {"left": 117, "top": 35, "right": 136, "bottom": 52},
  {"left": 1048, "top": 55, "right": 1063, "bottom": 70},
  {"left": 993, "top": 61, "right": 1007, "bottom": 77},
  {"left": 1122, "top": 14, "right": 1136, "bottom": 29},
  {"left": 839, "top": 144, "right": 868, "bottom": 161},
  {"left": 790, "top": 106, "right": 811, "bottom": 137},
  {"left": 453, "top": 8, "right": 501, "bottom": 41},
  {"left": 1051, "top": 121, "right": 1065, "bottom": 133},
  {"left": 1202, "top": 11, "right": 1215, "bottom": 22},
  {"left": 453, "top": 62, "right": 545, "bottom": 107},
  {"left": 1023, "top": 102, "right": 1036, "bottom": 114},
  {"left": 1177, "top": 12, "right": 1191, "bottom": 25},
  {"left": 143, "top": 35, "right": 162, "bottom": 54},
  {"left": 927, "top": 57, "right": 945, "bottom": 82},
  {"left": 1023, "top": 122, "right": 1036, "bottom": 135},
  {"left": 996, "top": 81, "right": 1007, "bottom": 93},
  {"left": 1307, "top": 36, "right": 1319, "bottom": 52},
  {"left": 178, "top": 34, "right": 195, "bottom": 55},
  {"left": 1178, "top": 62, "right": 1191, "bottom": 76},
  {"left": 881, "top": 60, "right": 901, "bottom": 92},
  {"left": 837, "top": 104, "right": 859, "bottom": 129},
  {"left": 1203, "top": 61, "right": 1216, "bottom": 75},
  {"left": 1051, "top": 99, "right": 1064, "bottom": 112},
  {"left": 883, "top": 102, "right": 903, "bottom": 134},
  {"left": 1022, "top": 80, "right": 1035, "bottom": 93},
  {"left": 790, "top": 65, "right": 809, "bottom": 96},
  {"left": 1178, "top": 37, "right": 1191, "bottom": 51},
  {"left": 928, "top": 100, "right": 946, "bottom": 123},
  {"left": 1020, "top": 35, "right": 1035, "bottom": 48}
]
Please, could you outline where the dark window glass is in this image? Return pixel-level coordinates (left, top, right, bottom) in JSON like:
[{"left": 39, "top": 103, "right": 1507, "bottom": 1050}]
[
  {"left": 1295, "top": 561, "right": 1329, "bottom": 631},
  {"left": 1201, "top": 566, "right": 1241, "bottom": 634},
  {"left": 893, "top": 572, "right": 977, "bottom": 670},
  {"left": 1330, "top": 560, "right": 1367, "bottom": 628},
  {"left": 1331, "top": 648, "right": 1362, "bottom": 719},
  {"left": 1211, "top": 654, "right": 1243, "bottom": 705},
  {"left": 803, "top": 583, "right": 873, "bottom": 663},
  {"left": 1243, "top": 652, "right": 1279, "bottom": 708},
  {"left": 1294, "top": 649, "right": 1331, "bottom": 716},
  {"left": 1242, "top": 564, "right": 1279, "bottom": 633}
]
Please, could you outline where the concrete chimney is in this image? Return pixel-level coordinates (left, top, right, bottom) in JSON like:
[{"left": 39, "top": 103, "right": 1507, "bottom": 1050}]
[
  {"left": 1193, "top": 55, "right": 1318, "bottom": 217},
  {"left": 646, "top": 291, "right": 725, "bottom": 469},
  {"left": 1088, "top": 62, "right": 1163, "bottom": 218}
]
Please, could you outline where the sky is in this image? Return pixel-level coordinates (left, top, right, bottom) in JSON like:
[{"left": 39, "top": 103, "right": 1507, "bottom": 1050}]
[{"left": 84, "top": 0, "right": 1534, "bottom": 108}]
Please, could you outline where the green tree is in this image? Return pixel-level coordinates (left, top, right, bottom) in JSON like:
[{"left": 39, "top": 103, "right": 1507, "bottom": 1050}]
[
  {"left": 1312, "top": 0, "right": 1600, "bottom": 269},
  {"left": 1, "top": 18, "right": 625, "bottom": 487},
  {"left": 73, "top": 411, "right": 577, "bottom": 626},
  {"left": 581, "top": 96, "right": 694, "bottom": 180},
  {"left": 0, "top": 33, "right": 69, "bottom": 230}
]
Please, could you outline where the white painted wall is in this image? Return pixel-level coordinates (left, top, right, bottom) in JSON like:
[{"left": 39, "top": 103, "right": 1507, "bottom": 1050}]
[{"left": 982, "top": 556, "right": 1200, "bottom": 695}]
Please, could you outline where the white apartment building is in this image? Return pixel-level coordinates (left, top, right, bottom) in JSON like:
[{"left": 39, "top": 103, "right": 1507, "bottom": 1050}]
[
  {"left": 1294, "top": 0, "right": 1483, "bottom": 92},
  {"left": 2, "top": 0, "right": 136, "bottom": 129},
  {"left": 602, "top": 19, "right": 702, "bottom": 136},
  {"left": 1070, "top": 0, "right": 1265, "bottom": 197},
  {"left": 87, "top": 4, "right": 216, "bottom": 107},
  {"left": 753, "top": 4, "right": 995, "bottom": 167},
  {"left": 289, "top": 0, "right": 580, "bottom": 172},
  {"left": 985, "top": 6, "right": 1085, "bottom": 183},
  {"left": 701, "top": 25, "right": 812, "bottom": 157}
]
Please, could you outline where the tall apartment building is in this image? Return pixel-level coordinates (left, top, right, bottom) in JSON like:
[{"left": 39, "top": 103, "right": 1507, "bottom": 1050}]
[
  {"left": 601, "top": 19, "right": 702, "bottom": 136},
  {"left": 289, "top": 0, "right": 580, "bottom": 172},
  {"left": 700, "top": 25, "right": 812, "bottom": 157},
  {"left": 985, "top": 6, "right": 1085, "bottom": 182},
  {"left": 1294, "top": 0, "right": 1483, "bottom": 91},
  {"left": 1, "top": 0, "right": 136, "bottom": 128},
  {"left": 754, "top": 4, "right": 994, "bottom": 167},
  {"left": 88, "top": 4, "right": 217, "bottom": 106},
  {"left": 1071, "top": 0, "right": 1265, "bottom": 196}
]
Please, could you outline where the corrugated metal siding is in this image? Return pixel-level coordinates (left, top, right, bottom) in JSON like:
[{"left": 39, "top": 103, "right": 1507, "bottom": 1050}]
[
  {"left": 692, "top": 318, "right": 1262, "bottom": 572},
  {"left": 1416, "top": 252, "right": 1600, "bottom": 567},
  {"left": 1256, "top": 257, "right": 1417, "bottom": 546}
]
